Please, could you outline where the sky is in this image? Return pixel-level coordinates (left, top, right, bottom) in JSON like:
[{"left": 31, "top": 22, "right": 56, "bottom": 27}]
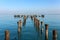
[{"left": 0, "top": 0, "right": 60, "bottom": 15}]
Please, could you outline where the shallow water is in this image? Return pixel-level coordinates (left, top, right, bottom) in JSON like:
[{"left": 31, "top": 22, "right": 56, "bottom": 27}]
[{"left": 0, "top": 14, "right": 60, "bottom": 40}]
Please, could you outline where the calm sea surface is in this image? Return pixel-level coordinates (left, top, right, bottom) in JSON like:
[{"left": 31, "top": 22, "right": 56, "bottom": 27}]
[{"left": 0, "top": 14, "right": 60, "bottom": 40}]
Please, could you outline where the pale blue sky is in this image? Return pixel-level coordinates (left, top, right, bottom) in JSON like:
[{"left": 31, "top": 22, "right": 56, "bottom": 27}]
[{"left": 0, "top": 0, "right": 60, "bottom": 14}]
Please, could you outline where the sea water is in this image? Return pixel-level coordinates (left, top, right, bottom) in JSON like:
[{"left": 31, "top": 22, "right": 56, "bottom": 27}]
[{"left": 0, "top": 14, "right": 60, "bottom": 40}]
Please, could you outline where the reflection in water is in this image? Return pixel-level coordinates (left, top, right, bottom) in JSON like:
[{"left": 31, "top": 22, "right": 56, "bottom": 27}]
[
  {"left": 37, "top": 28, "right": 41, "bottom": 40},
  {"left": 41, "top": 29, "right": 43, "bottom": 35},
  {"left": 23, "top": 19, "right": 26, "bottom": 26},
  {"left": 34, "top": 25, "right": 42, "bottom": 40},
  {"left": 18, "top": 27, "right": 22, "bottom": 40},
  {"left": 18, "top": 32, "right": 20, "bottom": 40},
  {"left": 13, "top": 37, "right": 17, "bottom": 40},
  {"left": 53, "top": 38, "right": 57, "bottom": 40},
  {"left": 35, "top": 21, "right": 45, "bottom": 40},
  {"left": 45, "top": 35, "right": 48, "bottom": 40},
  {"left": 35, "top": 26, "right": 40, "bottom": 32},
  {"left": 41, "top": 25, "right": 43, "bottom": 35}
]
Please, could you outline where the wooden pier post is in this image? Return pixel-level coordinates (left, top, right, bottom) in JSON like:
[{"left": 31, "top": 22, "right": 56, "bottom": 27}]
[
  {"left": 17, "top": 20, "right": 22, "bottom": 40},
  {"left": 41, "top": 21, "right": 44, "bottom": 34},
  {"left": 5, "top": 30, "right": 9, "bottom": 40},
  {"left": 41, "top": 21, "right": 43, "bottom": 26},
  {"left": 37, "top": 20, "right": 40, "bottom": 27},
  {"left": 34, "top": 17, "right": 37, "bottom": 26},
  {"left": 41, "top": 15, "right": 44, "bottom": 18},
  {"left": 24, "top": 15, "right": 26, "bottom": 20},
  {"left": 18, "top": 27, "right": 20, "bottom": 33},
  {"left": 17, "top": 20, "right": 22, "bottom": 32},
  {"left": 31, "top": 16, "right": 33, "bottom": 20},
  {"left": 53, "top": 30, "right": 57, "bottom": 40},
  {"left": 41, "top": 21, "right": 44, "bottom": 28},
  {"left": 17, "top": 20, "right": 22, "bottom": 28},
  {"left": 45, "top": 24, "right": 48, "bottom": 40},
  {"left": 34, "top": 17, "right": 36, "bottom": 26},
  {"left": 34, "top": 17, "right": 40, "bottom": 27},
  {"left": 34, "top": 17, "right": 36, "bottom": 23},
  {"left": 23, "top": 15, "right": 26, "bottom": 26}
]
